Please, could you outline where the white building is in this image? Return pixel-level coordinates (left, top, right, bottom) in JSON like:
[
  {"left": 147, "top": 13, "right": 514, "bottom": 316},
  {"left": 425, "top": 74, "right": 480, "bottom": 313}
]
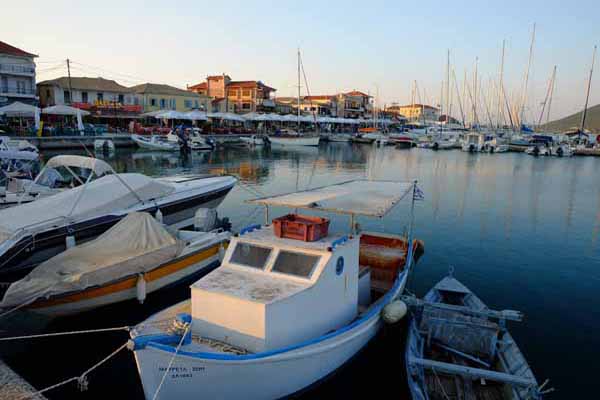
[{"left": 0, "top": 40, "right": 37, "bottom": 106}]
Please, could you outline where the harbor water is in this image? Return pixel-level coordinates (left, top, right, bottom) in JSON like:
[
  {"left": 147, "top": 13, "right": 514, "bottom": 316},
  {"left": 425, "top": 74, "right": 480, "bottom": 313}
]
[{"left": 3, "top": 143, "right": 599, "bottom": 399}]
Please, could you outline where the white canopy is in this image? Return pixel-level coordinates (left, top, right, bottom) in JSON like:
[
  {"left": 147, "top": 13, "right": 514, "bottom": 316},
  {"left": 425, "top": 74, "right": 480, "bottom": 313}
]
[
  {"left": 248, "top": 179, "right": 415, "bottom": 217},
  {"left": 184, "top": 110, "right": 208, "bottom": 121},
  {"left": 140, "top": 110, "right": 168, "bottom": 117},
  {"left": 44, "top": 155, "right": 114, "bottom": 177},
  {"left": 42, "top": 105, "right": 91, "bottom": 116},
  {"left": 0, "top": 173, "right": 175, "bottom": 242},
  {"left": 154, "top": 110, "right": 186, "bottom": 120},
  {"left": 222, "top": 112, "right": 245, "bottom": 122},
  {"left": 0, "top": 102, "right": 39, "bottom": 117},
  {"left": 1, "top": 212, "right": 183, "bottom": 308}
]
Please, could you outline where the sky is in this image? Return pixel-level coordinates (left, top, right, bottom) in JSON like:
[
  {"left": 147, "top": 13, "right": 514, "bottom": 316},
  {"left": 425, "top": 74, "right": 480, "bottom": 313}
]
[{"left": 2, "top": 0, "right": 599, "bottom": 121}]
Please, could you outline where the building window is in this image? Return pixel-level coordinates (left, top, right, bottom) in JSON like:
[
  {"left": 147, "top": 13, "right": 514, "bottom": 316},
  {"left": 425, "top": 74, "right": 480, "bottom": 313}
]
[
  {"left": 64, "top": 90, "right": 71, "bottom": 103},
  {"left": 184, "top": 99, "right": 192, "bottom": 108},
  {"left": 242, "top": 103, "right": 251, "bottom": 110},
  {"left": 118, "top": 94, "right": 124, "bottom": 104},
  {"left": 242, "top": 89, "right": 251, "bottom": 97},
  {"left": 150, "top": 98, "right": 157, "bottom": 107},
  {"left": 229, "top": 89, "right": 238, "bottom": 98},
  {"left": 160, "top": 99, "right": 166, "bottom": 108},
  {"left": 97, "top": 92, "right": 104, "bottom": 101},
  {"left": 194, "top": 100, "right": 199, "bottom": 108},
  {"left": 134, "top": 97, "right": 139, "bottom": 105},
  {"left": 81, "top": 92, "right": 88, "bottom": 103},
  {"left": 170, "top": 99, "right": 176, "bottom": 109}
]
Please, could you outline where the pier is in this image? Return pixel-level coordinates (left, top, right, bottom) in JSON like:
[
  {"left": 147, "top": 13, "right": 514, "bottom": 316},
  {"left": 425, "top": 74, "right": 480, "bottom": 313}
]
[{"left": 0, "top": 359, "right": 46, "bottom": 400}]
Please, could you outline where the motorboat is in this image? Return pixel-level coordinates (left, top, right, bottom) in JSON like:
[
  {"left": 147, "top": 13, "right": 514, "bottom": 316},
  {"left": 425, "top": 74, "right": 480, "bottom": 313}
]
[
  {"left": 0, "top": 156, "right": 236, "bottom": 277},
  {"left": 525, "top": 145, "right": 550, "bottom": 156},
  {"left": 550, "top": 144, "right": 573, "bottom": 157},
  {"left": 405, "top": 270, "right": 547, "bottom": 399},
  {"left": 132, "top": 134, "right": 179, "bottom": 151},
  {"left": 328, "top": 133, "right": 352, "bottom": 142},
  {"left": 390, "top": 134, "right": 417, "bottom": 149},
  {"left": 462, "top": 133, "right": 486, "bottom": 152},
  {"left": 94, "top": 139, "right": 115, "bottom": 153},
  {"left": 0, "top": 211, "right": 230, "bottom": 317},
  {"left": 1, "top": 154, "right": 111, "bottom": 208},
  {"left": 484, "top": 137, "right": 510, "bottom": 153},
  {"left": 240, "top": 135, "right": 266, "bottom": 146},
  {"left": 166, "top": 130, "right": 215, "bottom": 151},
  {"left": 128, "top": 180, "right": 425, "bottom": 400}
]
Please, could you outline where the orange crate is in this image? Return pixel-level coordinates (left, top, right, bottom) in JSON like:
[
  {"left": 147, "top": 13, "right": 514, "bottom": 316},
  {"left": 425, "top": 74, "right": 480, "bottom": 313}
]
[{"left": 272, "top": 214, "right": 330, "bottom": 242}]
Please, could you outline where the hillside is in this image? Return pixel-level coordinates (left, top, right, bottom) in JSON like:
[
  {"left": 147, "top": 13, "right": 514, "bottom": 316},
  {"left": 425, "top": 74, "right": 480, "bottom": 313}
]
[{"left": 542, "top": 103, "right": 600, "bottom": 133}]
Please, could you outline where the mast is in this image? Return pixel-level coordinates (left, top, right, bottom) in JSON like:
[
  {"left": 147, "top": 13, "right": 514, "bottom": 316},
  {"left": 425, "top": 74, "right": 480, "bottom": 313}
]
[
  {"left": 473, "top": 57, "right": 478, "bottom": 127},
  {"left": 546, "top": 66, "right": 556, "bottom": 124},
  {"left": 463, "top": 69, "right": 467, "bottom": 127},
  {"left": 497, "top": 40, "right": 506, "bottom": 129},
  {"left": 446, "top": 49, "right": 451, "bottom": 126},
  {"left": 537, "top": 66, "right": 557, "bottom": 127},
  {"left": 452, "top": 68, "right": 466, "bottom": 127},
  {"left": 580, "top": 45, "right": 597, "bottom": 134},
  {"left": 410, "top": 81, "right": 416, "bottom": 122},
  {"left": 520, "top": 23, "right": 536, "bottom": 129},
  {"left": 297, "top": 48, "right": 301, "bottom": 132}
]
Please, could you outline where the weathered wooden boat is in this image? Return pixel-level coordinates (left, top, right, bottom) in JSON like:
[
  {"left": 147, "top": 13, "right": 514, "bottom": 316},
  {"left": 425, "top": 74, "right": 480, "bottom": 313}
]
[
  {"left": 405, "top": 271, "right": 548, "bottom": 400},
  {"left": 0, "top": 212, "right": 229, "bottom": 317},
  {"left": 129, "top": 180, "right": 425, "bottom": 400}
]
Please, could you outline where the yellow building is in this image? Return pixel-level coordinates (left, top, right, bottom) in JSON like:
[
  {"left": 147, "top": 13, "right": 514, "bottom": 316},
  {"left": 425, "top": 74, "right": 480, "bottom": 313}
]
[
  {"left": 129, "top": 83, "right": 210, "bottom": 113},
  {"left": 387, "top": 104, "right": 439, "bottom": 121}
]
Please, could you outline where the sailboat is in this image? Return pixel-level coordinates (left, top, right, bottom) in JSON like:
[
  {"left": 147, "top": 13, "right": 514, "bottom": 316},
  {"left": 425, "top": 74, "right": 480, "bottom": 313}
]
[{"left": 268, "top": 50, "right": 320, "bottom": 147}]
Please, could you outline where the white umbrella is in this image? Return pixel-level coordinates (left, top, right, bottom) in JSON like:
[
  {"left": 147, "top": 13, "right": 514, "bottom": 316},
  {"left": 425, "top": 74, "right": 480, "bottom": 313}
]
[
  {"left": 154, "top": 110, "right": 186, "bottom": 120},
  {"left": 141, "top": 110, "right": 168, "bottom": 117},
  {"left": 184, "top": 110, "right": 208, "bottom": 121},
  {"left": 222, "top": 113, "right": 245, "bottom": 122},
  {"left": 207, "top": 112, "right": 224, "bottom": 119},
  {"left": 42, "top": 105, "right": 91, "bottom": 116},
  {"left": 34, "top": 107, "right": 40, "bottom": 129},
  {"left": 0, "top": 101, "right": 39, "bottom": 117},
  {"left": 76, "top": 110, "right": 84, "bottom": 134}
]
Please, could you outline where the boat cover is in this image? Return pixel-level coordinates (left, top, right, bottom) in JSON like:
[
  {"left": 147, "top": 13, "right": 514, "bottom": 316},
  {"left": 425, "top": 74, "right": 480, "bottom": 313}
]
[
  {"left": 1, "top": 212, "right": 184, "bottom": 308},
  {"left": 44, "top": 155, "right": 114, "bottom": 177},
  {"left": 248, "top": 180, "right": 415, "bottom": 217},
  {"left": 0, "top": 173, "right": 174, "bottom": 244}
]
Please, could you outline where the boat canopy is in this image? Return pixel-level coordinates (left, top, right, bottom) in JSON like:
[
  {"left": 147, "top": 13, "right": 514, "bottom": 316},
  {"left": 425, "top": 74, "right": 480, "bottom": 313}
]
[
  {"left": 0, "top": 173, "right": 175, "bottom": 242},
  {"left": 0, "top": 150, "right": 39, "bottom": 161},
  {"left": 248, "top": 179, "right": 415, "bottom": 217},
  {"left": 44, "top": 155, "right": 114, "bottom": 176},
  {"left": 1, "top": 212, "right": 183, "bottom": 308}
]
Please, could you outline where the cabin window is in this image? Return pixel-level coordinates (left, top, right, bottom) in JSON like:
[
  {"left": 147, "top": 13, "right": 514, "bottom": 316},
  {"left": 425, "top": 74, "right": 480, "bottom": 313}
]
[
  {"left": 230, "top": 243, "right": 272, "bottom": 269},
  {"left": 271, "top": 251, "right": 320, "bottom": 278}
]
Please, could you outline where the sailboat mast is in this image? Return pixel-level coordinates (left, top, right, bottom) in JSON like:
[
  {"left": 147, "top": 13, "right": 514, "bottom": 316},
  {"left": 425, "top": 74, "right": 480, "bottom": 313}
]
[
  {"left": 580, "top": 45, "right": 597, "bottom": 133},
  {"left": 538, "top": 66, "right": 557, "bottom": 126},
  {"left": 473, "top": 58, "right": 478, "bottom": 127},
  {"left": 546, "top": 66, "right": 557, "bottom": 124},
  {"left": 297, "top": 48, "right": 301, "bottom": 132},
  {"left": 446, "top": 49, "right": 450, "bottom": 126},
  {"left": 520, "top": 23, "right": 536, "bottom": 129},
  {"left": 452, "top": 68, "right": 466, "bottom": 127},
  {"left": 497, "top": 39, "right": 506, "bottom": 129}
]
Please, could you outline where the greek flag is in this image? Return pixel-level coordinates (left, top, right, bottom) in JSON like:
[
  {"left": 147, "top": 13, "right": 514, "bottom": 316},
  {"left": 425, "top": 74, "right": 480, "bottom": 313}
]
[{"left": 413, "top": 186, "right": 425, "bottom": 201}]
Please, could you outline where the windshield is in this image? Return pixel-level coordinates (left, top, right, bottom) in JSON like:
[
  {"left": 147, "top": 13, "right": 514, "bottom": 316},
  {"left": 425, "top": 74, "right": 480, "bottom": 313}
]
[
  {"left": 230, "top": 242, "right": 273, "bottom": 269},
  {"left": 271, "top": 250, "right": 320, "bottom": 278}
]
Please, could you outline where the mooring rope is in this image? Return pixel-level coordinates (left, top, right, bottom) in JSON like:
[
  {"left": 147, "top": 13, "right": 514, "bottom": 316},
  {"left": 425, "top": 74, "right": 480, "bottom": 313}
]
[
  {"left": 17, "top": 342, "right": 129, "bottom": 400},
  {"left": 0, "top": 326, "right": 131, "bottom": 342},
  {"left": 151, "top": 323, "right": 191, "bottom": 400}
]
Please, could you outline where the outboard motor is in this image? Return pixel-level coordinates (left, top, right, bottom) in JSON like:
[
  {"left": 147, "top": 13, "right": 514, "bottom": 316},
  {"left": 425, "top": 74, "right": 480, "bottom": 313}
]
[
  {"left": 432, "top": 142, "right": 439, "bottom": 150},
  {"left": 557, "top": 146, "right": 564, "bottom": 157},
  {"left": 469, "top": 144, "right": 475, "bottom": 152},
  {"left": 533, "top": 146, "right": 540, "bottom": 156}
]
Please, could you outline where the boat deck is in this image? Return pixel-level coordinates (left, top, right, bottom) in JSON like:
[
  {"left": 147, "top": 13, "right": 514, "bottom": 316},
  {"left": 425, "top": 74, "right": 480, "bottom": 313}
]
[{"left": 239, "top": 226, "right": 348, "bottom": 252}]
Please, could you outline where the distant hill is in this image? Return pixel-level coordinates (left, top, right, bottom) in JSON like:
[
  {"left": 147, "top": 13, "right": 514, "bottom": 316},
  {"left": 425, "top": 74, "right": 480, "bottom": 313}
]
[{"left": 541, "top": 103, "right": 600, "bottom": 133}]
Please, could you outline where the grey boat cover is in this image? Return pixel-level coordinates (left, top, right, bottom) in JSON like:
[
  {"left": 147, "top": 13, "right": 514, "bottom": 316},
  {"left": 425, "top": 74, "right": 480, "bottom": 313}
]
[
  {"left": 0, "top": 173, "right": 174, "bottom": 245},
  {"left": 1, "top": 212, "right": 184, "bottom": 308}
]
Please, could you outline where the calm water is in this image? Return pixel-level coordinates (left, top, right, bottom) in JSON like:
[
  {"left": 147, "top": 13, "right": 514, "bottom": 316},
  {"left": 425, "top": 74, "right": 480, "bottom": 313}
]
[{"left": 3, "top": 143, "right": 600, "bottom": 398}]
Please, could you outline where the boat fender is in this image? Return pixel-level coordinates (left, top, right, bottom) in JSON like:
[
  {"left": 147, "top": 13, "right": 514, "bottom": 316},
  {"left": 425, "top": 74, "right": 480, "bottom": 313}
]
[
  {"left": 155, "top": 209, "right": 163, "bottom": 224},
  {"left": 65, "top": 235, "right": 76, "bottom": 249},
  {"left": 136, "top": 274, "right": 146, "bottom": 304},
  {"left": 382, "top": 300, "right": 407, "bottom": 324},
  {"left": 218, "top": 243, "right": 225, "bottom": 261}
]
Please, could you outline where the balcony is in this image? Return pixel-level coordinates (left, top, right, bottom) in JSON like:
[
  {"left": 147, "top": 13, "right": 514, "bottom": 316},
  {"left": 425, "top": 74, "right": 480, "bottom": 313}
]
[
  {"left": 0, "top": 86, "right": 36, "bottom": 98},
  {"left": 0, "top": 64, "right": 35, "bottom": 76}
]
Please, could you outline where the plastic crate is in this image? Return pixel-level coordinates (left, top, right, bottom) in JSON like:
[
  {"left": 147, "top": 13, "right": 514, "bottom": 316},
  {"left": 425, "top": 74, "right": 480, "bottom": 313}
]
[{"left": 272, "top": 214, "right": 330, "bottom": 242}]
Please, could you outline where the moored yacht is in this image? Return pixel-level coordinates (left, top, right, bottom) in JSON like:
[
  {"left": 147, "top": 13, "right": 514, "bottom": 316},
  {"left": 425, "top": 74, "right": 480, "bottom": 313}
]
[
  {"left": 0, "top": 156, "right": 236, "bottom": 277},
  {"left": 129, "top": 180, "right": 425, "bottom": 400}
]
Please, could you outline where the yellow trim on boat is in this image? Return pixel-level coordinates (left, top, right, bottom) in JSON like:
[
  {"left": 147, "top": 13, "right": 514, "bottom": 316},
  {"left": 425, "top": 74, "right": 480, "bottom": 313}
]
[{"left": 29, "top": 244, "right": 221, "bottom": 309}]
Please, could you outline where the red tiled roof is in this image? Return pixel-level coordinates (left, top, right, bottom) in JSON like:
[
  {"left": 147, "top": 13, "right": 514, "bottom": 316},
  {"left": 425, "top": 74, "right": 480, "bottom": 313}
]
[
  {"left": 0, "top": 40, "right": 37, "bottom": 58},
  {"left": 228, "top": 80, "right": 276, "bottom": 91},
  {"left": 345, "top": 90, "right": 370, "bottom": 97},
  {"left": 207, "top": 75, "right": 230, "bottom": 80},
  {"left": 188, "top": 82, "right": 207, "bottom": 90},
  {"left": 304, "top": 95, "right": 334, "bottom": 100}
]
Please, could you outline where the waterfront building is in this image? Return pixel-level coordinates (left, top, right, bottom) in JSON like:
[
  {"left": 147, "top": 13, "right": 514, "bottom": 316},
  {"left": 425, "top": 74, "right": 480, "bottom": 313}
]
[
  {"left": 129, "top": 83, "right": 208, "bottom": 113},
  {"left": 276, "top": 92, "right": 373, "bottom": 119},
  {"left": 0, "top": 40, "right": 37, "bottom": 107},
  {"left": 387, "top": 104, "right": 439, "bottom": 122},
  {"left": 37, "top": 76, "right": 142, "bottom": 118},
  {"left": 335, "top": 91, "right": 373, "bottom": 119},
  {"left": 187, "top": 74, "right": 276, "bottom": 113}
]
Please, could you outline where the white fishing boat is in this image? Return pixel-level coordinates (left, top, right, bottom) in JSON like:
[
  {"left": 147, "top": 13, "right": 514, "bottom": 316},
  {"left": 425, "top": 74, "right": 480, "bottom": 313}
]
[
  {"left": 0, "top": 211, "right": 229, "bottom": 317},
  {"left": 267, "top": 132, "right": 320, "bottom": 147},
  {"left": 525, "top": 145, "right": 550, "bottom": 156},
  {"left": 462, "top": 132, "right": 486, "bottom": 152},
  {"left": 132, "top": 134, "right": 179, "bottom": 151},
  {"left": 240, "top": 135, "right": 266, "bottom": 146},
  {"left": 550, "top": 144, "right": 573, "bottom": 157},
  {"left": 405, "top": 270, "right": 548, "bottom": 399},
  {"left": 166, "top": 130, "right": 214, "bottom": 151},
  {"left": 129, "top": 180, "right": 425, "bottom": 400},
  {"left": 0, "top": 156, "right": 236, "bottom": 277},
  {"left": 328, "top": 133, "right": 352, "bottom": 142}
]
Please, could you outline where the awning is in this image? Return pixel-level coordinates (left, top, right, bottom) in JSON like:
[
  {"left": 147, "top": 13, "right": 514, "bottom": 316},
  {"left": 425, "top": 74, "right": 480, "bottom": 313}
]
[
  {"left": 248, "top": 179, "right": 416, "bottom": 217},
  {"left": 184, "top": 110, "right": 208, "bottom": 121},
  {"left": 42, "top": 105, "right": 91, "bottom": 116},
  {"left": 154, "top": 110, "right": 186, "bottom": 120},
  {"left": 0, "top": 102, "right": 39, "bottom": 117}
]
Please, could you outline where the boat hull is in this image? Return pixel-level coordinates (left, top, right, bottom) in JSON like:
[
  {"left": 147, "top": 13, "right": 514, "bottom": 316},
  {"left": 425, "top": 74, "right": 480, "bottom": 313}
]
[
  {"left": 268, "top": 136, "right": 320, "bottom": 146},
  {"left": 132, "top": 135, "right": 179, "bottom": 151}
]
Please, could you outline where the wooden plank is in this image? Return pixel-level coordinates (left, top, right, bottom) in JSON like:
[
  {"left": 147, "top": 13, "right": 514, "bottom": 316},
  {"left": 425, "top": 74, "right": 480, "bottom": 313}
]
[{"left": 408, "top": 356, "right": 536, "bottom": 387}]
